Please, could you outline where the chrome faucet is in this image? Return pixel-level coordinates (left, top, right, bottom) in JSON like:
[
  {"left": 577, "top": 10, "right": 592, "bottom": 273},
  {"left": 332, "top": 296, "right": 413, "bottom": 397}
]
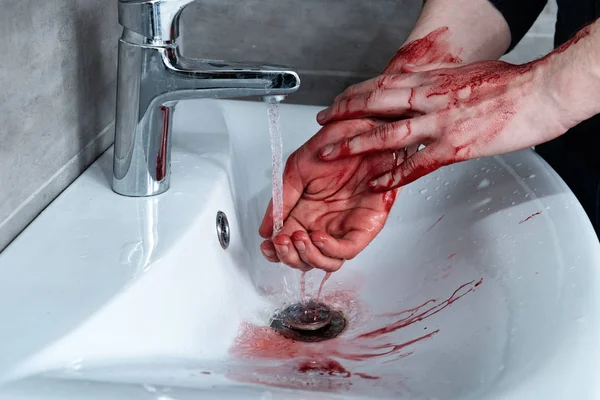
[{"left": 112, "top": 0, "right": 301, "bottom": 197}]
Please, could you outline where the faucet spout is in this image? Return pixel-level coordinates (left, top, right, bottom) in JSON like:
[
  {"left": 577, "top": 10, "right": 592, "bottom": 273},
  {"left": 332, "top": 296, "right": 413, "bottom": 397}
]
[{"left": 112, "top": 23, "right": 300, "bottom": 197}]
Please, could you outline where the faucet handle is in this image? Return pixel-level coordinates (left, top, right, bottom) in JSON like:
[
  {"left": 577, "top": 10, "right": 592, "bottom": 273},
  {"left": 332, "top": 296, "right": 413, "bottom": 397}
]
[{"left": 118, "top": 0, "right": 196, "bottom": 43}]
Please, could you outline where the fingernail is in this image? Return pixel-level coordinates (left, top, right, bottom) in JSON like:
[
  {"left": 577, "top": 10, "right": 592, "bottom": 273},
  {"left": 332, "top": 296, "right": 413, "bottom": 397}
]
[
  {"left": 293, "top": 241, "right": 306, "bottom": 252},
  {"left": 274, "top": 244, "right": 289, "bottom": 255},
  {"left": 314, "top": 241, "right": 324, "bottom": 249},
  {"left": 320, "top": 144, "right": 333, "bottom": 157},
  {"left": 317, "top": 110, "right": 327, "bottom": 122},
  {"left": 262, "top": 248, "right": 276, "bottom": 257}
]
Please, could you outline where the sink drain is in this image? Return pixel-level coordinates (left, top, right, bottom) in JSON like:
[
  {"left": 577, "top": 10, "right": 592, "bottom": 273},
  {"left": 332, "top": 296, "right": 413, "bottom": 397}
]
[
  {"left": 270, "top": 301, "right": 346, "bottom": 342},
  {"left": 216, "top": 211, "right": 230, "bottom": 250}
]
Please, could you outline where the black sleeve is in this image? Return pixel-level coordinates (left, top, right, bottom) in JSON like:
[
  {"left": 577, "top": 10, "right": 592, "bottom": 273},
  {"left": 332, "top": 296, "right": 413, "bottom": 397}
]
[{"left": 487, "top": 0, "right": 549, "bottom": 52}]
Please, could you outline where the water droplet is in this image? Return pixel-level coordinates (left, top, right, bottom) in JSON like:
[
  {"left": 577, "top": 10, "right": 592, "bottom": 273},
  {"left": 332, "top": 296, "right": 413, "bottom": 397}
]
[
  {"left": 516, "top": 163, "right": 523, "bottom": 167},
  {"left": 528, "top": 174, "right": 536, "bottom": 179},
  {"left": 443, "top": 181, "right": 450, "bottom": 186},
  {"left": 143, "top": 384, "right": 157, "bottom": 393},
  {"left": 435, "top": 186, "right": 440, "bottom": 191},
  {"left": 446, "top": 194, "right": 451, "bottom": 199},
  {"left": 477, "top": 179, "right": 490, "bottom": 189},
  {"left": 419, "top": 188, "right": 429, "bottom": 194},
  {"left": 65, "top": 358, "right": 83, "bottom": 374},
  {"left": 426, "top": 195, "right": 433, "bottom": 200}
]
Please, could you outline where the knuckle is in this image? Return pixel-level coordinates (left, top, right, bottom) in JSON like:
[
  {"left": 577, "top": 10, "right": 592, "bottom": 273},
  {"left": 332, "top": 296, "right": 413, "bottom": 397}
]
[
  {"left": 374, "top": 123, "right": 394, "bottom": 145},
  {"left": 376, "top": 75, "right": 391, "bottom": 89},
  {"left": 364, "top": 89, "right": 382, "bottom": 108},
  {"left": 335, "top": 98, "right": 351, "bottom": 115},
  {"left": 402, "top": 155, "right": 420, "bottom": 175}
]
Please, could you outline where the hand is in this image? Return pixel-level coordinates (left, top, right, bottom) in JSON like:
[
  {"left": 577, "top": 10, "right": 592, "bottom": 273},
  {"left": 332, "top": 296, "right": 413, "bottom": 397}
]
[
  {"left": 259, "top": 119, "right": 412, "bottom": 272},
  {"left": 314, "top": 59, "right": 566, "bottom": 191}
]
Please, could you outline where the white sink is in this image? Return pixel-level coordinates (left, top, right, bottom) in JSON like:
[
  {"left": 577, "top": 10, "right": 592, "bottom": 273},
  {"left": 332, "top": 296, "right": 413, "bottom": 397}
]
[{"left": 1, "top": 99, "right": 599, "bottom": 400}]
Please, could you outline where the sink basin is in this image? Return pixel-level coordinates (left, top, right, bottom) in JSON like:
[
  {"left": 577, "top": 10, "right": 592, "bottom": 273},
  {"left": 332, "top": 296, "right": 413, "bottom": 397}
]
[{"left": 1, "top": 99, "right": 599, "bottom": 400}]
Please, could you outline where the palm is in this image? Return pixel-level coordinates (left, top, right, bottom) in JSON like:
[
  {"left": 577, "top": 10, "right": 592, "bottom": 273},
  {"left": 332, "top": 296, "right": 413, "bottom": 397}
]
[{"left": 259, "top": 119, "right": 402, "bottom": 272}]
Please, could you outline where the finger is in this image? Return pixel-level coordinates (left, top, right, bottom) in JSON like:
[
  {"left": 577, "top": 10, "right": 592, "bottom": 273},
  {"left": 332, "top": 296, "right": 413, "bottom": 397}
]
[
  {"left": 317, "top": 88, "right": 426, "bottom": 125},
  {"left": 273, "top": 234, "right": 312, "bottom": 271},
  {"left": 319, "top": 115, "right": 435, "bottom": 160},
  {"left": 291, "top": 231, "right": 344, "bottom": 273},
  {"left": 260, "top": 240, "right": 280, "bottom": 263},
  {"left": 334, "top": 74, "right": 424, "bottom": 103},
  {"left": 369, "top": 145, "right": 448, "bottom": 191},
  {"left": 259, "top": 154, "right": 303, "bottom": 239},
  {"left": 401, "top": 62, "right": 463, "bottom": 73},
  {"left": 309, "top": 230, "right": 370, "bottom": 261}
]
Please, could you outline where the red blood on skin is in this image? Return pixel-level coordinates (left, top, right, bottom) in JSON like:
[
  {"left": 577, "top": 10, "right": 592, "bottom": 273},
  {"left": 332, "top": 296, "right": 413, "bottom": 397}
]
[
  {"left": 551, "top": 25, "right": 592, "bottom": 55},
  {"left": 382, "top": 190, "right": 397, "bottom": 212},
  {"left": 384, "top": 27, "right": 463, "bottom": 73},
  {"left": 421, "top": 25, "right": 593, "bottom": 166},
  {"left": 408, "top": 88, "right": 415, "bottom": 111},
  {"left": 338, "top": 139, "right": 352, "bottom": 157}
]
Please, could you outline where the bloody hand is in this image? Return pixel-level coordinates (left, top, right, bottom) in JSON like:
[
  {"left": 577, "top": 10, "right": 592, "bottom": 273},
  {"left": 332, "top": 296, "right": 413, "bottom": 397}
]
[
  {"left": 259, "top": 119, "right": 410, "bottom": 272},
  {"left": 314, "top": 59, "right": 566, "bottom": 191}
]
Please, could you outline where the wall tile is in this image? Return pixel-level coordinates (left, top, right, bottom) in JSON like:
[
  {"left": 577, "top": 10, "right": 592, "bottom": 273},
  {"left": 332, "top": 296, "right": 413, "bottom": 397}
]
[
  {"left": 0, "top": 0, "right": 120, "bottom": 251},
  {"left": 180, "top": 0, "right": 421, "bottom": 74}
]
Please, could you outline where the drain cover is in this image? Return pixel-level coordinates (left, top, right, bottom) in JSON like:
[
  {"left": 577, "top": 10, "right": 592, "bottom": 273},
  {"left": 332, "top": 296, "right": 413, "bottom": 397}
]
[
  {"left": 216, "top": 211, "right": 230, "bottom": 249},
  {"left": 270, "top": 302, "right": 346, "bottom": 342}
]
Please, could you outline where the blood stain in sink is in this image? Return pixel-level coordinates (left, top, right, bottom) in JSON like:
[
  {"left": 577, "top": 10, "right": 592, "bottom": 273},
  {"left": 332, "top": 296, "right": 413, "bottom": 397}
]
[
  {"left": 297, "top": 359, "right": 351, "bottom": 377},
  {"left": 425, "top": 214, "right": 445, "bottom": 233},
  {"left": 359, "top": 278, "right": 482, "bottom": 338},
  {"left": 228, "top": 279, "right": 482, "bottom": 392},
  {"left": 519, "top": 211, "right": 542, "bottom": 224},
  {"left": 230, "top": 278, "right": 482, "bottom": 361}
]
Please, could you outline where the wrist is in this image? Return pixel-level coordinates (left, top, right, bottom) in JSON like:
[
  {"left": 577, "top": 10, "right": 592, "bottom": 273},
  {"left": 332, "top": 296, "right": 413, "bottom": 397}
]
[{"left": 540, "top": 23, "right": 600, "bottom": 132}]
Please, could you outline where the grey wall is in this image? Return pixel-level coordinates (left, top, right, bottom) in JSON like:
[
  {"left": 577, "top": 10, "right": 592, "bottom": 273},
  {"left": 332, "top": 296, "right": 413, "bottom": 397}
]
[
  {"left": 0, "top": 0, "right": 557, "bottom": 253},
  {"left": 180, "top": 0, "right": 421, "bottom": 105},
  {"left": 0, "top": 1, "right": 120, "bottom": 251}
]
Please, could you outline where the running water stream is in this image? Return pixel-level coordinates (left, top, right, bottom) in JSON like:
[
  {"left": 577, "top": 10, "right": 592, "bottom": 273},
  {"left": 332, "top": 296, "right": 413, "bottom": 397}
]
[
  {"left": 266, "top": 102, "right": 330, "bottom": 306},
  {"left": 267, "top": 102, "right": 284, "bottom": 234}
]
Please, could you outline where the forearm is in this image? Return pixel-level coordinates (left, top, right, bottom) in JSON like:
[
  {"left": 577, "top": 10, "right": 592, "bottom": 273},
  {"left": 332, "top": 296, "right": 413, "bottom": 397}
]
[
  {"left": 543, "top": 19, "right": 600, "bottom": 133},
  {"left": 385, "top": 0, "right": 511, "bottom": 72}
]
